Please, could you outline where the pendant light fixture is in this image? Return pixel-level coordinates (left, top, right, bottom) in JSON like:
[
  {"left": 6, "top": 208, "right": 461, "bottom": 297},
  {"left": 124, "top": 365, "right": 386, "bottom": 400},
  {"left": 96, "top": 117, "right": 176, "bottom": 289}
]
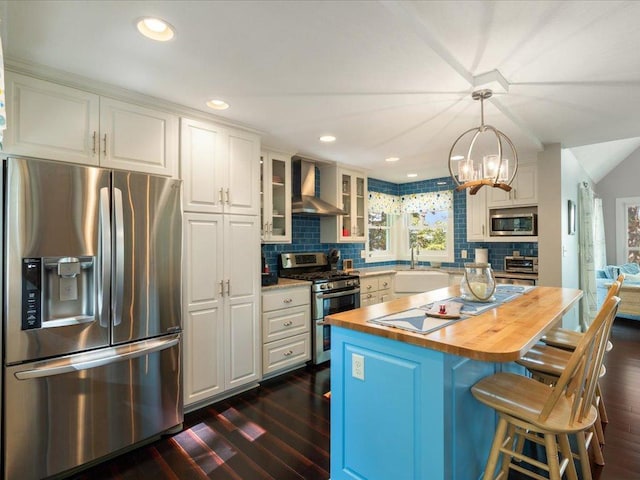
[{"left": 447, "top": 89, "right": 518, "bottom": 195}]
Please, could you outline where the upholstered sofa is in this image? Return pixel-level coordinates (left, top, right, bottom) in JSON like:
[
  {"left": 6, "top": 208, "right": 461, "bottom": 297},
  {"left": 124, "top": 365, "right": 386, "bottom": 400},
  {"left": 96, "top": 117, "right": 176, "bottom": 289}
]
[{"left": 597, "top": 263, "right": 640, "bottom": 320}]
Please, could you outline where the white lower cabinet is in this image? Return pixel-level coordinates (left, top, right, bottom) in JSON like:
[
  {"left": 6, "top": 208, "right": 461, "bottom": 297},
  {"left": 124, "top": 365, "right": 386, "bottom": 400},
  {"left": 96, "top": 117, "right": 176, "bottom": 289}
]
[
  {"left": 183, "top": 212, "right": 261, "bottom": 407},
  {"left": 262, "top": 285, "right": 311, "bottom": 377},
  {"left": 360, "top": 274, "right": 392, "bottom": 306}
]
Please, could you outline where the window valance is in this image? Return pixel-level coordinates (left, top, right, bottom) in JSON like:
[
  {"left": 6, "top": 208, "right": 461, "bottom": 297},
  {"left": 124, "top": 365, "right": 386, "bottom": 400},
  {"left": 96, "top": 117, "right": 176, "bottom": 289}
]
[
  {"left": 368, "top": 192, "right": 402, "bottom": 214},
  {"left": 369, "top": 190, "right": 453, "bottom": 214}
]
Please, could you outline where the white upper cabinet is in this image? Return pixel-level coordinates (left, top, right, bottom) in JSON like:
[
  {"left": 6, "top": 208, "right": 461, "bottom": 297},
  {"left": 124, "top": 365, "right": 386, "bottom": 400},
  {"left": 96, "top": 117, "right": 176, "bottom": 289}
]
[
  {"left": 98, "top": 97, "right": 178, "bottom": 176},
  {"left": 181, "top": 117, "right": 260, "bottom": 215},
  {"left": 261, "top": 149, "right": 292, "bottom": 243},
  {"left": 226, "top": 129, "right": 261, "bottom": 215},
  {"left": 181, "top": 118, "right": 224, "bottom": 213},
  {"left": 4, "top": 72, "right": 100, "bottom": 165},
  {"left": 320, "top": 165, "right": 367, "bottom": 243},
  {"left": 4, "top": 72, "right": 179, "bottom": 177},
  {"left": 486, "top": 163, "right": 537, "bottom": 208},
  {"left": 466, "top": 187, "right": 488, "bottom": 242}
]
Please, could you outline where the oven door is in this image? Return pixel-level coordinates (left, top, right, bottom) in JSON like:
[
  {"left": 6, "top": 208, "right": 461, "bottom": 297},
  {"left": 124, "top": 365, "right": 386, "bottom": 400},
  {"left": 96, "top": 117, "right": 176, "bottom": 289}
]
[{"left": 313, "top": 287, "right": 360, "bottom": 364}]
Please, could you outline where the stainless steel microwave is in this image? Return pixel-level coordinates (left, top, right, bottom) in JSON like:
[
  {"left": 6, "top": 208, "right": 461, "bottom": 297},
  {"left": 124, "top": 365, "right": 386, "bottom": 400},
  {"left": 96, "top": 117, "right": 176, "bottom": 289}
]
[{"left": 489, "top": 212, "right": 537, "bottom": 236}]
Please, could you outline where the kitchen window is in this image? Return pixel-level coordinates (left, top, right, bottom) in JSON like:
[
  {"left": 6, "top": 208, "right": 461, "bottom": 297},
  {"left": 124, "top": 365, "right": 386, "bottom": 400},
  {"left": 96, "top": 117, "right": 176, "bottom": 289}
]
[
  {"left": 366, "top": 190, "right": 454, "bottom": 263},
  {"left": 407, "top": 210, "right": 452, "bottom": 256},
  {"left": 368, "top": 211, "right": 393, "bottom": 259}
]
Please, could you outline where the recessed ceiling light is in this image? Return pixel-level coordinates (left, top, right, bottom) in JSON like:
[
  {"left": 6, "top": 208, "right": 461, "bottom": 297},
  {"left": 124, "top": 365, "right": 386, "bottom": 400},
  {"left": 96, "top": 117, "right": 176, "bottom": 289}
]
[
  {"left": 319, "top": 135, "right": 336, "bottom": 143},
  {"left": 136, "top": 17, "right": 175, "bottom": 42},
  {"left": 206, "top": 99, "right": 230, "bottom": 110},
  {"left": 450, "top": 155, "right": 465, "bottom": 161},
  {"left": 407, "top": 173, "right": 418, "bottom": 178},
  {"left": 385, "top": 157, "right": 400, "bottom": 162}
]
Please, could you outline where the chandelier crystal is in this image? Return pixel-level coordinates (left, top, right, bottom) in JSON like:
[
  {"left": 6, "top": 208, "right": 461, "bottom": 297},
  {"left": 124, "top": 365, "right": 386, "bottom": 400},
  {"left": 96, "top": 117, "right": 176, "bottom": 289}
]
[{"left": 447, "top": 89, "right": 518, "bottom": 195}]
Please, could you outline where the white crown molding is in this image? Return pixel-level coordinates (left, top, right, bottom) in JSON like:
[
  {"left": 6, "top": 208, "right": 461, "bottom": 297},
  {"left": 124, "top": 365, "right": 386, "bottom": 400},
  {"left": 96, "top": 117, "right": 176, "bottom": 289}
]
[{"left": 5, "top": 56, "right": 264, "bottom": 136}]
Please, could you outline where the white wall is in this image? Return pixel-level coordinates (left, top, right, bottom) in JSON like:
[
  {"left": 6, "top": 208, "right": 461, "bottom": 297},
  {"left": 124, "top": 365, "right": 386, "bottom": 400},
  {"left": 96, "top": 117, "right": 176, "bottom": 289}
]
[
  {"left": 561, "top": 149, "right": 595, "bottom": 330},
  {"left": 537, "top": 144, "right": 594, "bottom": 330},
  {"left": 537, "top": 144, "right": 563, "bottom": 287},
  {"left": 595, "top": 148, "right": 640, "bottom": 264}
]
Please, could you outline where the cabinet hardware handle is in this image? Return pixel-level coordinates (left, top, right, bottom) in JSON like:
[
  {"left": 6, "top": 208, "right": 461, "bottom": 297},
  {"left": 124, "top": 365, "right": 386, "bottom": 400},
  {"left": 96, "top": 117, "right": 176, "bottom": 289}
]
[
  {"left": 102, "top": 133, "right": 107, "bottom": 156},
  {"left": 283, "top": 298, "right": 293, "bottom": 304},
  {"left": 225, "top": 188, "right": 230, "bottom": 204},
  {"left": 92, "top": 131, "right": 97, "bottom": 154},
  {"left": 283, "top": 320, "right": 293, "bottom": 327},
  {"left": 219, "top": 280, "right": 224, "bottom": 297},
  {"left": 283, "top": 350, "right": 293, "bottom": 357},
  {"left": 269, "top": 222, "right": 273, "bottom": 234},
  {"left": 382, "top": 282, "right": 388, "bottom": 287},
  {"left": 482, "top": 225, "right": 485, "bottom": 236},
  {"left": 226, "top": 279, "right": 231, "bottom": 296},
  {"left": 367, "top": 285, "right": 372, "bottom": 290},
  {"left": 263, "top": 222, "right": 268, "bottom": 235}
]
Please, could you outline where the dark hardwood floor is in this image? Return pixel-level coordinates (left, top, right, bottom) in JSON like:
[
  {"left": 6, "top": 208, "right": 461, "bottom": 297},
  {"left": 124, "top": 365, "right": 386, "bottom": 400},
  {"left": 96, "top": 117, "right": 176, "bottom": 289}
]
[
  {"left": 69, "top": 318, "right": 639, "bottom": 480},
  {"left": 593, "top": 317, "right": 640, "bottom": 480}
]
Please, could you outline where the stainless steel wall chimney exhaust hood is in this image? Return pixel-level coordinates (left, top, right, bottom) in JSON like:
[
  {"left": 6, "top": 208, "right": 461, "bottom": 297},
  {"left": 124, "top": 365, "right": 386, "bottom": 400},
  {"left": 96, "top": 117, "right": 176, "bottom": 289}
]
[{"left": 291, "top": 157, "right": 347, "bottom": 216}]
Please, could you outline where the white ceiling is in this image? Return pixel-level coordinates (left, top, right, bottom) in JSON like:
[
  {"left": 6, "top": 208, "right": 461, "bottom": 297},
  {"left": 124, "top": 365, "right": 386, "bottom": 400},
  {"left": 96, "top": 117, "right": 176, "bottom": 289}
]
[{"left": 2, "top": 0, "right": 640, "bottom": 184}]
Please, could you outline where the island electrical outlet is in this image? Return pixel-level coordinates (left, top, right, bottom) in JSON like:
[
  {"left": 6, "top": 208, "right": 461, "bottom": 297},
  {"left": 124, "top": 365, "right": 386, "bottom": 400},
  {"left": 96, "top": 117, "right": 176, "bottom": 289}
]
[{"left": 352, "top": 353, "right": 365, "bottom": 380}]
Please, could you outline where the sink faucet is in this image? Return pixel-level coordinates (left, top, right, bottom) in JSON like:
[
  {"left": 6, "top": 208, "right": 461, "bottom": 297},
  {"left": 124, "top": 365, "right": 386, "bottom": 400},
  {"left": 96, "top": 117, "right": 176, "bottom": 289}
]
[{"left": 410, "top": 244, "right": 419, "bottom": 269}]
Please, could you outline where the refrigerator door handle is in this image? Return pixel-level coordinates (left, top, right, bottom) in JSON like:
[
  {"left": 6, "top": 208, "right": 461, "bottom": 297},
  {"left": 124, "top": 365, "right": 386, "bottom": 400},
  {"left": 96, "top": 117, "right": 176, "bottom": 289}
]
[
  {"left": 113, "top": 187, "right": 125, "bottom": 327},
  {"left": 99, "top": 187, "right": 112, "bottom": 328},
  {"left": 14, "top": 334, "right": 180, "bottom": 380}
]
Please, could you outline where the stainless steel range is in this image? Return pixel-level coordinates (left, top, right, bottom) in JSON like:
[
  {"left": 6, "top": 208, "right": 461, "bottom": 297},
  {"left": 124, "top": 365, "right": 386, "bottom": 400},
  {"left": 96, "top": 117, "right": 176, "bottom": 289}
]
[{"left": 279, "top": 252, "right": 360, "bottom": 364}]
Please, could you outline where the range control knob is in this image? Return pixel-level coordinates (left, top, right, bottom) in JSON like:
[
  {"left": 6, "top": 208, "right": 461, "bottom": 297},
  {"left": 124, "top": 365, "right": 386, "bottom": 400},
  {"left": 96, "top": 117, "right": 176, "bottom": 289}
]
[{"left": 320, "top": 283, "right": 328, "bottom": 290}]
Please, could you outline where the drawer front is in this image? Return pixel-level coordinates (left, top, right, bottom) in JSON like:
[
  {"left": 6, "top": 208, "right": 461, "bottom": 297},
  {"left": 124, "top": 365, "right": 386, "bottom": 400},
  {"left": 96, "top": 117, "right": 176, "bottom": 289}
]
[
  {"left": 377, "top": 275, "right": 392, "bottom": 292},
  {"left": 361, "top": 277, "right": 379, "bottom": 293},
  {"left": 263, "top": 305, "right": 310, "bottom": 342},
  {"left": 360, "top": 292, "right": 379, "bottom": 307},
  {"left": 379, "top": 292, "right": 392, "bottom": 303},
  {"left": 263, "top": 333, "right": 310, "bottom": 375},
  {"left": 262, "top": 287, "right": 310, "bottom": 312}
]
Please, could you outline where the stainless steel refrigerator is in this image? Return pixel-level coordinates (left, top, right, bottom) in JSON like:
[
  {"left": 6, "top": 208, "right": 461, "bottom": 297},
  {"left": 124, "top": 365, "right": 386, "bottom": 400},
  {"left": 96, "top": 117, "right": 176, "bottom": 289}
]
[{"left": 2, "top": 157, "right": 183, "bottom": 480}]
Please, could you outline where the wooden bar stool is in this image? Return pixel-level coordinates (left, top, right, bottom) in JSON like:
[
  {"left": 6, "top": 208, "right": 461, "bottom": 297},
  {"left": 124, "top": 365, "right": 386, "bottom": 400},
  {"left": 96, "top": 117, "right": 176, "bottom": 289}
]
[
  {"left": 540, "top": 278, "right": 622, "bottom": 428},
  {"left": 521, "top": 279, "right": 622, "bottom": 458},
  {"left": 471, "top": 296, "right": 620, "bottom": 480},
  {"left": 517, "top": 344, "right": 608, "bottom": 466}
]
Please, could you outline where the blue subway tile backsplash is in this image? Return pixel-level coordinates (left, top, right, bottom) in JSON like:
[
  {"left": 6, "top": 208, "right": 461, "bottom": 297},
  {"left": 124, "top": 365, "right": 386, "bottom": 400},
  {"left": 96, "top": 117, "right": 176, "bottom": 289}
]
[{"left": 262, "top": 172, "right": 536, "bottom": 274}]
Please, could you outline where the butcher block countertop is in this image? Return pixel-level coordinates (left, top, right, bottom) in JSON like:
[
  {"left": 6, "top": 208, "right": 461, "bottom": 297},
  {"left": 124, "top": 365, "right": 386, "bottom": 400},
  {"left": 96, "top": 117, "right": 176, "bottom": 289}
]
[{"left": 325, "top": 285, "right": 582, "bottom": 362}]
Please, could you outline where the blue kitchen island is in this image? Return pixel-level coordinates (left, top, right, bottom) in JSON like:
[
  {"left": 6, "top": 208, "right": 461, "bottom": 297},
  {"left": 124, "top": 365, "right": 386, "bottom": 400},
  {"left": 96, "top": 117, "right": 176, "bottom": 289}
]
[{"left": 326, "top": 285, "right": 582, "bottom": 480}]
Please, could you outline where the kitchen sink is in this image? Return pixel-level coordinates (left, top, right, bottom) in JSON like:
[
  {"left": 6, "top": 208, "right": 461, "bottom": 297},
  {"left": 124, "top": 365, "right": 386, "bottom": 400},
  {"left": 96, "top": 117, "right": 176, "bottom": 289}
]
[{"left": 394, "top": 270, "right": 450, "bottom": 296}]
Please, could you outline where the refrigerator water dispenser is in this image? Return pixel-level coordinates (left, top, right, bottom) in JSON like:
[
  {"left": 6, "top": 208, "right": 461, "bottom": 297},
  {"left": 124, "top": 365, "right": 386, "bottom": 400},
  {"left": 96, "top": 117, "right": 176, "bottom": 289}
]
[{"left": 22, "top": 256, "right": 96, "bottom": 330}]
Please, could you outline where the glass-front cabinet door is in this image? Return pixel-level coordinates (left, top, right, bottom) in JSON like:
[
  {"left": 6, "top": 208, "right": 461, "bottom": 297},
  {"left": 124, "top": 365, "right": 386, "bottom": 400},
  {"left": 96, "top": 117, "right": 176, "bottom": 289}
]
[
  {"left": 260, "top": 150, "right": 292, "bottom": 243},
  {"left": 320, "top": 165, "right": 367, "bottom": 243},
  {"left": 339, "top": 171, "right": 366, "bottom": 242}
]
